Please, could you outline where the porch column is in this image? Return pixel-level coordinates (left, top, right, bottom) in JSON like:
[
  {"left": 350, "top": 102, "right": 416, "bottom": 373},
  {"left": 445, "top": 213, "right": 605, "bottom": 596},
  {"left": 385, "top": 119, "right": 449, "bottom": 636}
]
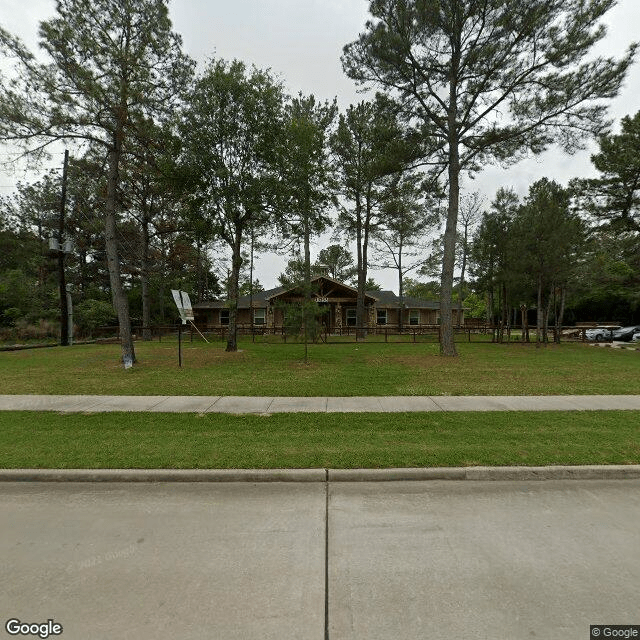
[
  {"left": 267, "top": 304, "right": 274, "bottom": 332},
  {"left": 335, "top": 303, "right": 342, "bottom": 329}
]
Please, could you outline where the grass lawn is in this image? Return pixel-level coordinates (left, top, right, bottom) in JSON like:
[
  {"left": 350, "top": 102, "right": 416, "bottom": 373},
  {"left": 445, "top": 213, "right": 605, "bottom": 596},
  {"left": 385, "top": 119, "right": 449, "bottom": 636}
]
[
  {"left": 1, "top": 338, "right": 639, "bottom": 396},
  {"left": 0, "top": 410, "right": 638, "bottom": 469}
]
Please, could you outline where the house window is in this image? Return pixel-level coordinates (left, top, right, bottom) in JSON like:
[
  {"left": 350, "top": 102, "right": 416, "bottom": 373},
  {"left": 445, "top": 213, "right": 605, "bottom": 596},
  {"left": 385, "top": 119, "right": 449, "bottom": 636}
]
[
  {"left": 409, "top": 310, "right": 420, "bottom": 326},
  {"left": 254, "top": 308, "right": 266, "bottom": 325},
  {"left": 220, "top": 309, "right": 230, "bottom": 325},
  {"left": 346, "top": 308, "right": 357, "bottom": 326},
  {"left": 376, "top": 309, "right": 387, "bottom": 325}
]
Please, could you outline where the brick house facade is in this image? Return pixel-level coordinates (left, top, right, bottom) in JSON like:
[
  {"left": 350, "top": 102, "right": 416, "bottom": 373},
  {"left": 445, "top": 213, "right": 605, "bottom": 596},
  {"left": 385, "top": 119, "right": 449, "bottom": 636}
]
[{"left": 193, "top": 276, "right": 464, "bottom": 330}]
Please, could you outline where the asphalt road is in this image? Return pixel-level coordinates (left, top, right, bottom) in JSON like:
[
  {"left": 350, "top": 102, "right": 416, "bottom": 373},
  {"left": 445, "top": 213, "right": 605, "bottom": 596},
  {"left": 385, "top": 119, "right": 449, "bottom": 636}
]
[{"left": 1, "top": 480, "right": 639, "bottom": 640}]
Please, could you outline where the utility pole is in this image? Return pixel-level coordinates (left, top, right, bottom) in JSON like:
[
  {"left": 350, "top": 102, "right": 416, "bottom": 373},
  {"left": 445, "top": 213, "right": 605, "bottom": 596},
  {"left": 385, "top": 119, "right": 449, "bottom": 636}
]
[{"left": 58, "top": 149, "right": 69, "bottom": 346}]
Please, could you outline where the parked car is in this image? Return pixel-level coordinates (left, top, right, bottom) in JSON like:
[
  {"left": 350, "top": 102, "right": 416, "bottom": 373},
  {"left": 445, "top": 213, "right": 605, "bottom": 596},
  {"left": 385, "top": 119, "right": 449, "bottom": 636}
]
[
  {"left": 585, "top": 326, "right": 620, "bottom": 341},
  {"left": 611, "top": 325, "right": 640, "bottom": 342}
]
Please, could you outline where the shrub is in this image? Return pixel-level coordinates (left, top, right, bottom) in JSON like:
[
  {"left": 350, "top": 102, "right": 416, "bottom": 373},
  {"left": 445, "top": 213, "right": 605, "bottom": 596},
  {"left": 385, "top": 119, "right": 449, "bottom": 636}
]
[{"left": 74, "top": 299, "right": 116, "bottom": 337}]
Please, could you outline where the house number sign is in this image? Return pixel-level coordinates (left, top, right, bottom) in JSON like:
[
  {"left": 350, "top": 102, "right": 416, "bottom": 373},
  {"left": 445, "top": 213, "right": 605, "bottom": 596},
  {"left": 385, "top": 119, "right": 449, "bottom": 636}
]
[{"left": 314, "top": 297, "right": 329, "bottom": 303}]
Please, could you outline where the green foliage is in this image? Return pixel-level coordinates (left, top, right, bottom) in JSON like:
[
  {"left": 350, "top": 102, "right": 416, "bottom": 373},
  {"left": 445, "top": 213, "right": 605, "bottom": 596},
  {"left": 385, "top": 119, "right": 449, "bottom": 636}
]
[
  {"left": 461, "top": 292, "right": 487, "bottom": 319},
  {"left": 513, "top": 179, "right": 585, "bottom": 292},
  {"left": 343, "top": 0, "right": 637, "bottom": 170},
  {"left": 331, "top": 96, "right": 419, "bottom": 328},
  {"left": 238, "top": 279, "right": 265, "bottom": 297},
  {"left": 574, "top": 110, "right": 640, "bottom": 234},
  {"left": 568, "top": 229, "right": 640, "bottom": 323},
  {"left": 342, "top": 0, "right": 637, "bottom": 354},
  {"left": 280, "top": 300, "right": 328, "bottom": 343},
  {"left": 275, "top": 94, "right": 338, "bottom": 243},
  {"left": 0, "top": 0, "right": 195, "bottom": 364},
  {"left": 0, "top": 269, "right": 41, "bottom": 326},
  {"left": 468, "top": 188, "right": 520, "bottom": 321},
  {"left": 278, "top": 256, "right": 323, "bottom": 288},
  {"left": 364, "top": 277, "right": 382, "bottom": 291},
  {"left": 279, "top": 246, "right": 358, "bottom": 288},
  {"left": 316, "top": 245, "right": 357, "bottom": 283},
  {"left": 0, "top": 0, "right": 195, "bottom": 151},
  {"left": 372, "top": 172, "right": 440, "bottom": 300},
  {"left": 331, "top": 96, "right": 416, "bottom": 219},
  {"left": 404, "top": 278, "right": 440, "bottom": 300},
  {"left": 178, "top": 59, "right": 285, "bottom": 350},
  {"left": 470, "top": 180, "right": 586, "bottom": 332},
  {"left": 74, "top": 300, "right": 116, "bottom": 334}
]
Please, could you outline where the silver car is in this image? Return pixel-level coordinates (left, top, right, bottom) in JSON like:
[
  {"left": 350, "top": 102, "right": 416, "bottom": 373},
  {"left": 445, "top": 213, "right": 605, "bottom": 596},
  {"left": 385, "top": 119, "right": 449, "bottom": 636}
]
[{"left": 584, "top": 326, "right": 620, "bottom": 341}]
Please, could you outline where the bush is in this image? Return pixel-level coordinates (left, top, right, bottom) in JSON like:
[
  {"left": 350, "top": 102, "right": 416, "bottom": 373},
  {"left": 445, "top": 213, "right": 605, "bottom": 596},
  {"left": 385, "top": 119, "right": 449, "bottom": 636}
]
[
  {"left": 0, "top": 319, "right": 59, "bottom": 344},
  {"left": 74, "top": 299, "right": 116, "bottom": 337},
  {"left": 281, "top": 300, "right": 327, "bottom": 342}
]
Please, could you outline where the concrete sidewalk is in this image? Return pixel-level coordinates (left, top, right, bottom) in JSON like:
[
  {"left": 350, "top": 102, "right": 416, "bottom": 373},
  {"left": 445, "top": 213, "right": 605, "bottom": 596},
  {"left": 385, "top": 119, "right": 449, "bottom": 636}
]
[{"left": 1, "top": 393, "right": 640, "bottom": 413}]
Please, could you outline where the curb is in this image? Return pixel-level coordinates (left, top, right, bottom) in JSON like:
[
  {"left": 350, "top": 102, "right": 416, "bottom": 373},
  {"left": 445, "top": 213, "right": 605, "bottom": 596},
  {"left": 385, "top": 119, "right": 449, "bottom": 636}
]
[
  {"left": 0, "top": 469, "right": 326, "bottom": 482},
  {"left": 0, "top": 466, "right": 639, "bottom": 482}
]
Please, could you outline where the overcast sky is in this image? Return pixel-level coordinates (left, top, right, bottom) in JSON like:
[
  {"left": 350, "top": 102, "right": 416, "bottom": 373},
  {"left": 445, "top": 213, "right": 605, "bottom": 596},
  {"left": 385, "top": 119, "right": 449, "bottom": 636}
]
[{"left": 2, "top": 0, "right": 639, "bottom": 291}]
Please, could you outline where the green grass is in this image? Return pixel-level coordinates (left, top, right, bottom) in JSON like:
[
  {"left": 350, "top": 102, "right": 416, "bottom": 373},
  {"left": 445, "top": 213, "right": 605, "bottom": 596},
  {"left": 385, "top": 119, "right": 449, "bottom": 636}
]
[
  {"left": 0, "top": 410, "right": 638, "bottom": 469},
  {"left": 1, "top": 339, "right": 639, "bottom": 396}
]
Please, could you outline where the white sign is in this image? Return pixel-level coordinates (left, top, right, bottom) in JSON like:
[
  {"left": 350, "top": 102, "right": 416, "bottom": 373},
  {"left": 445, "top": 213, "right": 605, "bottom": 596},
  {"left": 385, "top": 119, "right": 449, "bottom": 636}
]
[{"left": 171, "top": 290, "right": 195, "bottom": 324}]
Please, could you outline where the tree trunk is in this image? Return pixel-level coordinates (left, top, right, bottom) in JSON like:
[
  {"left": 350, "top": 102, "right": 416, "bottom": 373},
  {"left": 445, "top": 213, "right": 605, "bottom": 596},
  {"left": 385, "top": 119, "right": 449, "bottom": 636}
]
[
  {"left": 196, "top": 240, "right": 203, "bottom": 301},
  {"left": 355, "top": 193, "right": 367, "bottom": 339},
  {"left": 398, "top": 251, "right": 404, "bottom": 333},
  {"left": 249, "top": 229, "right": 254, "bottom": 340},
  {"left": 556, "top": 286, "right": 566, "bottom": 344},
  {"left": 105, "top": 121, "right": 136, "bottom": 365},
  {"left": 303, "top": 215, "right": 312, "bottom": 363},
  {"left": 159, "top": 233, "right": 166, "bottom": 324},
  {"left": 520, "top": 305, "right": 529, "bottom": 343},
  {"left": 486, "top": 289, "right": 493, "bottom": 326},
  {"left": 226, "top": 231, "right": 242, "bottom": 352},
  {"left": 544, "top": 291, "right": 552, "bottom": 344},
  {"left": 440, "top": 90, "right": 460, "bottom": 356},
  {"left": 497, "top": 283, "right": 503, "bottom": 343},
  {"left": 141, "top": 210, "right": 151, "bottom": 341},
  {"left": 501, "top": 282, "right": 508, "bottom": 343},
  {"left": 58, "top": 149, "right": 69, "bottom": 346},
  {"left": 458, "top": 222, "right": 468, "bottom": 328},
  {"left": 536, "top": 275, "right": 543, "bottom": 349}
]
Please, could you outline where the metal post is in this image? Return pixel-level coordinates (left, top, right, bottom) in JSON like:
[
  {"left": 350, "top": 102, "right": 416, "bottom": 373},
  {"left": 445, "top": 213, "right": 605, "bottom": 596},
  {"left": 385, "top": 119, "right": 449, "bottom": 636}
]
[
  {"left": 178, "top": 324, "right": 182, "bottom": 368},
  {"left": 66, "top": 286, "right": 73, "bottom": 345}
]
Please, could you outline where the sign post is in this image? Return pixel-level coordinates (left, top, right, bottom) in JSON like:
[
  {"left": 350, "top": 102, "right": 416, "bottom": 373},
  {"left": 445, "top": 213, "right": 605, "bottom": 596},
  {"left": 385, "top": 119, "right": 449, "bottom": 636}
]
[{"left": 172, "top": 290, "right": 210, "bottom": 367}]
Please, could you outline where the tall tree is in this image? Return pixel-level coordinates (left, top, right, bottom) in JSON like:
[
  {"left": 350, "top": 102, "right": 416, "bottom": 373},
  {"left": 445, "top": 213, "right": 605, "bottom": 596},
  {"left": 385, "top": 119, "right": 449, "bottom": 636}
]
[
  {"left": 331, "top": 96, "right": 416, "bottom": 337},
  {"left": 573, "top": 110, "right": 640, "bottom": 235},
  {"left": 274, "top": 94, "right": 337, "bottom": 362},
  {"left": 177, "top": 59, "right": 285, "bottom": 352},
  {"left": 118, "top": 121, "right": 186, "bottom": 339},
  {"left": 316, "top": 245, "right": 358, "bottom": 284},
  {"left": 512, "top": 179, "right": 585, "bottom": 345},
  {"left": 371, "top": 173, "right": 439, "bottom": 330},
  {"left": 469, "top": 188, "right": 519, "bottom": 338},
  {"left": 342, "top": 0, "right": 637, "bottom": 356},
  {"left": 0, "top": 0, "right": 194, "bottom": 365},
  {"left": 456, "top": 190, "right": 483, "bottom": 315}
]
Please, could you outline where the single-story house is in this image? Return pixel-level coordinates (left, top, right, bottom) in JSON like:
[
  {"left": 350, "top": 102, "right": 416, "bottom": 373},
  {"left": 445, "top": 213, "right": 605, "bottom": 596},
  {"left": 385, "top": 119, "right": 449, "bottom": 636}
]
[{"left": 193, "top": 276, "right": 464, "bottom": 331}]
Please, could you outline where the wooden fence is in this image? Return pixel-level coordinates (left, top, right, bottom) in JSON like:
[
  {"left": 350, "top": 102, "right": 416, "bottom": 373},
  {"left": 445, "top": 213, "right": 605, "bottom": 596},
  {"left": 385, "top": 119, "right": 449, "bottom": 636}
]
[{"left": 88, "top": 324, "right": 610, "bottom": 345}]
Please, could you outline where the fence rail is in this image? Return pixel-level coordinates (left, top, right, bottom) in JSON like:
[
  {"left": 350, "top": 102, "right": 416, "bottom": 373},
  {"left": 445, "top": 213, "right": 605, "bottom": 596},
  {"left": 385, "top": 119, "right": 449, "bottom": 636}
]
[{"left": 87, "top": 324, "right": 611, "bottom": 345}]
